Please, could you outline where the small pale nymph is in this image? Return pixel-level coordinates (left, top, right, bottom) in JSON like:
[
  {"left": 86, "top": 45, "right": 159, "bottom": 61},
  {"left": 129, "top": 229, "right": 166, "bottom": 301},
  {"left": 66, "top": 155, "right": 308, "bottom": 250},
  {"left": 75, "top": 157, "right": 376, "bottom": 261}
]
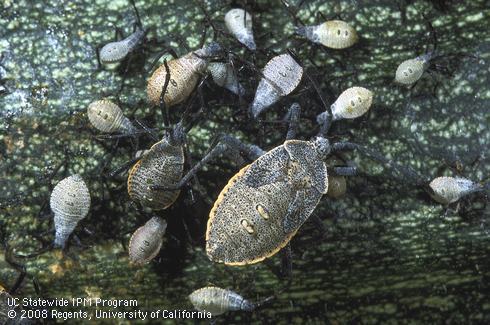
[
  {"left": 250, "top": 53, "right": 303, "bottom": 118},
  {"left": 330, "top": 86, "right": 373, "bottom": 121},
  {"left": 207, "top": 62, "right": 245, "bottom": 96},
  {"left": 224, "top": 8, "right": 256, "bottom": 50},
  {"left": 147, "top": 42, "right": 221, "bottom": 107},
  {"left": 50, "top": 175, "right": 91, "bottom": 248},
  {"left": 128, "top": 217, "right": 167, "bottom": 265},
  {"left": 99, "top": 28, "right": 146, "bottom": 63},
  {"left": 429, "top": 176, "right": 482, "bottom": 204},
  {"left": 87, "top": 99, "right": 135, "bottom": 134},
  {"left": 189, "top": 287, "right": 255, "bottom": 316},
  {"left": 295, "top": 20, "right": 358, "bottom": 49},
  {"left": 395, "top": 53, "right": 432, "bottom": 85}
]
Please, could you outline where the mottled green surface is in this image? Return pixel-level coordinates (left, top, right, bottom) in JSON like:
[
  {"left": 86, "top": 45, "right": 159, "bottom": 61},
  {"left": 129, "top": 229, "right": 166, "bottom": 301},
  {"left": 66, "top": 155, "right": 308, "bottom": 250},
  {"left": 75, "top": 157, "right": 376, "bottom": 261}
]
[{"left": 1, "top": 0, "right": 489, "bottom": 324}]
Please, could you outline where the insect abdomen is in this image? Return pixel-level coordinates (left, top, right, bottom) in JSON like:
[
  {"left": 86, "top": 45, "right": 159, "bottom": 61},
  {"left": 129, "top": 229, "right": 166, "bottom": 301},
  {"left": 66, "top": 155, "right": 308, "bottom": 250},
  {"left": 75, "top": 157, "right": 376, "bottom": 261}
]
[
  {"left": 50, "top": 175, "right": 91, "bottom": 248},
  {"left": 330, "top": 86, "right": 373, "bottom": 120},
  {"left": 125, "top": 28, "right": 146, "bottom": 52},
  {"left": 429, "top": 176, "right": 481, "bottom": 204},
  {"left": 251, "top": 54, "right": 303, "bottom": 118},
  {"left": 147, "top": 43, "right": 220, "bottom": 107},
  {"left": 189, "top": 287, "right": 251, "bottom": 316},
  {"left": 129, "top": 217, "right": 167, "bottom": 265},
  {"left": 395, "top": 58, "right": 426, "bottom": 85},
  {"left": 87, "top": 99, "right": 135, "bottom": 134},
  {"left": 224, "top": 9, "right": 256, "bottom": 50}
]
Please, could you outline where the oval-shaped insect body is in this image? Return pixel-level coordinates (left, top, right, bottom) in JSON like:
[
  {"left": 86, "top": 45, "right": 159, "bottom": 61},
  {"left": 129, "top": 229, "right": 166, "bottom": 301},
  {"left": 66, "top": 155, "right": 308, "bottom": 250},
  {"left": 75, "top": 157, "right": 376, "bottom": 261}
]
[
  {"left": 127, "top": 138, "right": 184, "bottom": 210},
  {"left": 250, "top": 54, "right": 303, "bottom": 118},
  {"left": 50, "top": 175, "right": 91, "bottom": 248},
  {"left": 207, "top": 62, "right": 245, "bottom": 96},
  {"left": 99, "top": 28, "right": 146, "bottom": 63},
  {"left": 207, "top": 139, "right": 329, "bottom": 265},
  {"left": 330, "top": 87, "right": 373, "bottom": 121},
  {"left": 429, "top": 176, "right": 481, "bottom": 204},
  {"left": 295, "top": 20, "right": 358, "bottom": 49},
  {"left": 395, "top": 53, "right": 431, "bottom": 85},
  {"left": 128, "top": 217, "right": 167, "bottom": 265},
  {"left": 147, "top": 42, "right": 221, "bottom": 107},
  {"left": 327, "top": 175, "right": 346, "bottom": 198},
  {"left": 189, "top": 287, "right": 254, "bottom": 316},
  {"left": 87, "top": 99, "right": 135, "bottom": 134},
  {"left": 224, "top": 8, "right": 256, "bottom": 50}
]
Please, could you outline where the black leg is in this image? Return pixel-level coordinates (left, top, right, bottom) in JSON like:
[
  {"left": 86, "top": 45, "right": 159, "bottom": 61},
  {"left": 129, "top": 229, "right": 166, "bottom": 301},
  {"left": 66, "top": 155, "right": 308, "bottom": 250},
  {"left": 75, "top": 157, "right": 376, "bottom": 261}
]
[
  {"left": 152, "top": 135, "right": 264, "bottom": 191},
  {"left": 331, "top": 141, "right": 359, "bottom": 153},
  {"left": 285, "top": 103, "right": 301, "bottom": 140},
  {"left": 304, "top": 67, "right": 330, "bottom": 113},
  {"left": 108, "top": 156, "right": 142, "bottom": 178},
  {"left": 317, "top": 111, "right": 332, "bottom": 137},
  {"left": 280, "top": 243, "right": 293, "bottom": 278},
  {"left": 95, "top": 44, "right": 104, "bottom": 70},
  {"left": 5, "top": 245, "right": 26, "bottom": 294},
  {"left": 332, "top": 166, "right": 357, "bottom": 176},
  {"left": 115, "top": 27, "right": 124, "bottom": 40},
  {"left": 129, "top": 0, "right": 142, "bottom": 28},
  {"left": 309, "top": 213, "right": 327, "bottom": 238},
  {"left": 330, "top": 140, "right": 429, "bottom": 186},
  {"left": 158, "top": 59, "right": 171, "bottom": 127},
  {"left": 134, "top": 119, "right": 159, "bottom": 141}
]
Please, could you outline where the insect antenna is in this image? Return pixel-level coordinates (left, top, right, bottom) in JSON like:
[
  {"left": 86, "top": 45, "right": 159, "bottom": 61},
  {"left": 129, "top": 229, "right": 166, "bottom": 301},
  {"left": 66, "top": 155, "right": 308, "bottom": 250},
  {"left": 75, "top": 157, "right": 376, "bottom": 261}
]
[
  {"left": 129, "top": 0, "right": 143, "bottom": 29},
  {"left": 133, "top": 119, "right": 160, "bottom": 141},
  {"left": 108, "top": 155, "right": 142, "bottom": 178},
  {"left": 280, "top": 0, "right": 305, "bottom": 26}
]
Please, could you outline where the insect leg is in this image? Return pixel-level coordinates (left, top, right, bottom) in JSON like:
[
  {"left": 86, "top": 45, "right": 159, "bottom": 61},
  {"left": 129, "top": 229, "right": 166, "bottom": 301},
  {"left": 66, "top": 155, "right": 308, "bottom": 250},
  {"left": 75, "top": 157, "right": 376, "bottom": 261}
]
[
  {"left": 158, "top": 59, "right": 171, "bottom": 128},
  {"left": 108, "top": 156, "right": 141, "bottom": 178},
  {"left": 316, "top": 111, "right": 332, "bottom": 137},
  {"left": 304, "top": 67, "right": 330, "bottom": 113},
  {"left": 134, "top": 119, "right": 159, "bottom": 141},
  {"left": 280, "top": 243, "right": 293, "bottom": 278},
  {"left": 285, "top": 102, "right": 301, "bottom": 140},
  {"left": 5, "top": 245, "right": 26, "bottom": 294},
  {"left": 129, "top": 0, "right": 143, "bottom": 29},
  {"left": 332, "top": 166, "right": 357, "bottom": 176},
  {"left": 345, "top": 143, "right": 428, "bottom": 186},
  {"left": 152, "top": 135, "right": 264, "bottom": 191},
  {"left": 151, "top": 139, "right": 228, "bottom": 191},
  {"left": 95, "top": 44, "right": 104, "bottom": 70},
  {"left": 309, "top": 213, "right": 327, "bottom": 238}
]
